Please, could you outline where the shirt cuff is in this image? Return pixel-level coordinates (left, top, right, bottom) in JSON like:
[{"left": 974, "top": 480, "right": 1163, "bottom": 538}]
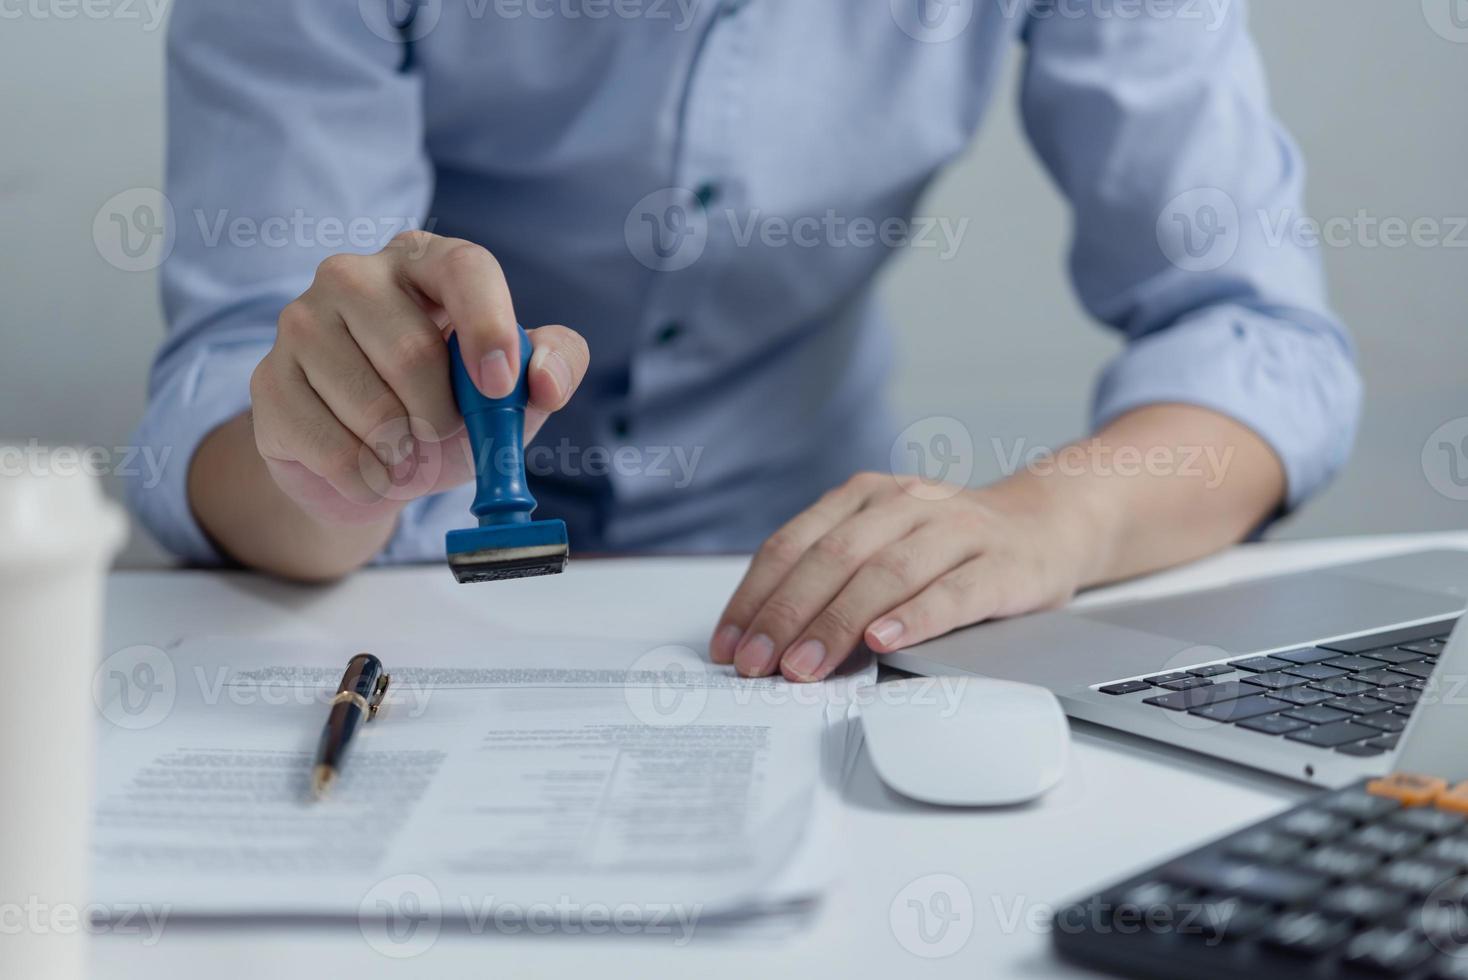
[
  {"left": 125, "top": 338, "right": 272, "bottom": 565},
  {"left": 1092, "top": 307, "right": 1362, "bottom": 511}
]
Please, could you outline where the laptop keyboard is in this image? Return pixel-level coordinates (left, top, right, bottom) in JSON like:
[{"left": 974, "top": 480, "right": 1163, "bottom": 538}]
[{"left": 1096, "top": 620, "right": 1457, "bottom": 758}]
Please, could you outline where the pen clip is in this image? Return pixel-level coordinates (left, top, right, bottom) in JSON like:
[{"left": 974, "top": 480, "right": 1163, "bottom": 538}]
[{"left": 369, "top": 673, "right": 391, "bottom": 719}]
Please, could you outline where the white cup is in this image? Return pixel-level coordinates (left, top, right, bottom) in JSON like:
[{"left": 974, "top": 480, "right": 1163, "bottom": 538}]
[{"left": 0, "top": 454, "right": 126, "bottom": 980}]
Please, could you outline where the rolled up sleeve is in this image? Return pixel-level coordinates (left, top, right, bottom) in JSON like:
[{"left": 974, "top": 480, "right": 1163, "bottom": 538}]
[
  {"left": 124, "top": 0, "right": 431, "bottom": 562},
  {"left": 1018, "top": 0, "right": 1362, "bottom": 509}
]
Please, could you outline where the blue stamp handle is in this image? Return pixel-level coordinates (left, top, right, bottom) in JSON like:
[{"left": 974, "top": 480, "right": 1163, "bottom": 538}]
[{"left": 447, "top": 326, "right": 538, "bottom": 527}]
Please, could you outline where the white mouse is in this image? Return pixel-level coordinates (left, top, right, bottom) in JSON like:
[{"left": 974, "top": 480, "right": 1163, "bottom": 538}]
[{"left": 860, "top": 676, "right": 1069, "bottom": 806}]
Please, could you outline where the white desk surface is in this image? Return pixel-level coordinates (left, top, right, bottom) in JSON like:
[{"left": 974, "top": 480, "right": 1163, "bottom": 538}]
[{"left": 94, "top": 531, "right": 1468, "bottom": 979}]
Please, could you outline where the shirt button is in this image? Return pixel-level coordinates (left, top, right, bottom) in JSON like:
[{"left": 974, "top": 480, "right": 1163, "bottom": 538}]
[
  {"left": 695, "top": 182, "right": 719, "bottom": 208},
  {"left": 611, "top": 415, "right": 630, "bottom": 439},
  {"left": 655, "top": 321, "right": 683, "bottom": 346}
]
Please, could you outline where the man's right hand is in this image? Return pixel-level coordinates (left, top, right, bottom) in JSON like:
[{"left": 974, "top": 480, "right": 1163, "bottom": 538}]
[{"left": 247, "top": 231, "right": 590, "bottom": 526}]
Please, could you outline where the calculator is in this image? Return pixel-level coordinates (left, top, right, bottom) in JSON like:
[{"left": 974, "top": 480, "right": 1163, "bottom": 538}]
[{"left": 1052, "top": 773, "right": 1468, "bottom": 979}]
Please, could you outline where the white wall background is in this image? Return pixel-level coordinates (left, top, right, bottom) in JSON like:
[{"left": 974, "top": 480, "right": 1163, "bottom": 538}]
[{"left": 2, "top": 1, "right": 1465, "bottom": 567}]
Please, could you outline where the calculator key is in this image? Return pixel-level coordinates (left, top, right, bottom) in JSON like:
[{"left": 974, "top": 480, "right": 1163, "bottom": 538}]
[
  {"left": 1099, "top": 680, "right": 1151, "bottom": 695},
  {"left": 1388, "top": 807, "right": 1468, "bottom": 837},
  {"left": 1260, "top": 910, "right": 1353, "bottom": 956},
  {"left": 1226, "top": 829, "right": 1306, "bottom": 862},
  {"left": 1423, "top": 836, "right": 1468, "bottom": 866},
  {"left": 1319, "top": 883, "right": 1411, "bottom": 921},
  {"left": 1311, "top": 677, "right": 1377, "bottom": 697},
  {"left": 1352, "top": 824, "right": 1430, "bottom": 857},
  {"left": 1143, "top": 671, "right": 1192, "bottom": 686},
  {"left": 1286, "top": 720, "right": 1381, "bottom": 749},
  {"left": 1230, "top": 656, "right": 1293, "bottom": 673},
  {"left": 1368, "top": 773, "right": 1448, "bottom": 807},
  {"left": 1273, "top": 647, "right": 1343, "bottom": 666},
  {"left": 1322, "top": 788, "right": 1402, "bottom": 822},
  {"left": 1341, "top": 925, "right": 1438, "bottom": 974},
  {"left": 1373, "top": 858, "right": 1459, "bottom": 895},
  {"left": 1237, "top": 713, "right": 1309, "bottom": 736},
  {"left": 1276, "top": 808, "right": 1354, "bottom": 843},
  {"left": 1298, "top": 844, "right": 1382, "bottom": 879},
  {"left": 1324, "top": 655, "right": 1388, "bottom": 673},
  {"left": 1190, "top": 694, "right": 1289, "bottom": 723},
  {"left": 1272, "top": 686, "right": 1338, "bottom": 707},
  {"left": 1187, "top": 663, "right": 1234, "bottom": 677},
  {"left": 1326, "top": 695, "right": 1392, "bottom": 715},
  {"left": 1203, "top": 898, "right": 1273, "bottom": 940},
  {"left": 1390, "top": 661, "right": 1438, "bottom": 680},
  {"left": 1161, "top": 854, "right": 1328, "bottom": 903},
  {"left": 1283, "top": 705, "right": 1351, "bottom": 726}
]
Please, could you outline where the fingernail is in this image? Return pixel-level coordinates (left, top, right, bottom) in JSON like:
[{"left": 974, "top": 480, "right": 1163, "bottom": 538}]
[
  {"left": 540, "top": 349, "right": 574, "bottom": 402},
  {"left": 783, "top": 639, "right": 827, "bottom": 681},
  {"left": 868, "top": 618, "right": 904, "bottom": 648},
  {"left": 710, "top": 624, "right": 742, "bottom": 664},
  {"left": 479, "top": 349, "right": 515, "bottom": 397},
  {"left": 734, "top": 633, "right": 777, "bottom": 677}
]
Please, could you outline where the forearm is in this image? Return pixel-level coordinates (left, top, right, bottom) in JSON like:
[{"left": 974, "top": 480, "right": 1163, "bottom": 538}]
[
  {"left": 983, "top": 403, "right": 1287, "bottom": 590},
  {"left": 187, "top": 412, "right": 402, "bottom": 582}
]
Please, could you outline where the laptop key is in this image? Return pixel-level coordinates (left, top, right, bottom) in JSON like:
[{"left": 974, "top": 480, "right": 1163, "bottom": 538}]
[
  {"left": 1325, "top": 695, "right": 1392, "bottom": 715},
  {"left": 1323, "top": 655, "right": 1384, "bottom": 673},
  {"left": 1337, "top": 742, "right": 1388, "bottom": 757},
  {"left": 1365, "top": 734, "right": 1401, "bottom": 751},
  {"left": 1357, "top": 712, "right": 1407, "bottom": 733},
  {"left": 1282, "top": 662, "right": 1349, "bottom": 681},
  {"left": 1363, "top": 648, "right": 1428, "bottom": 666},
  {"left": 1283, "top": 704, "right": 1351, "bottom": 726},
  {"left": 1374, "top": 687, "right": 1421, "bottom": 707},
  {"left": 1160, "top": 676, "right": 1214, "bottom": 691},
  {"left": 1230, "top": 655, "right": 1292, "bottom": 672},
  {"left": 1286, "top": 720, "right": 1380, "bottom": 748},
  {"left": 1237, "top": 713, "right": 1309, "bottom": 735},
  {"left": 1273, "top": 647, "right": 1343, "bottom": 666},
  {"left": 1241, "top": 671, "right": 1308, "bottom": 691},
  {"left": 1389, "top": 661, "right": 1438, "bottom": 680},
  {"left": 1400, "top": 639, "right": 1448, "bottom": 656},
  {"left": 1142, "top": 670, "right": 1192, "bottom": 686},
  {"left": 1319, "top": 621, "right": 1456, "bottom": 654},
  {"left": 1311, "top": 676, "right": 1376, "bottom": 697},
  {"left": 1098, "top": 680, "right": 1151, "bottom": 695},
  {"left": 1143, "top": 680, "right": 1251, "bottom": 711},
  {"left": 1190, "top": 694, "right": 1289, "bottom": 722},
  {"left": 1351, "top": 668, "right": 1410, "bottom": 688},
  {"left": 1272, "top": 686, "right": 1337, "bottom": 706},
  {"left": 1187, "top": 663, "right": 1234, "bottom": 677}
]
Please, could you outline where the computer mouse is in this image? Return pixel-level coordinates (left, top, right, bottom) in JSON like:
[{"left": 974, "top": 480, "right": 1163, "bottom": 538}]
[{"left": 860, "top": 676, "right": 1069, "bottom": 807}]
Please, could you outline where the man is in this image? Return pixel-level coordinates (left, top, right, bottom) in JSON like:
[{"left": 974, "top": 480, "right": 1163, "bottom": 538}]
[{"left": 127, "top": 1, "right": 1360, "bottom": 684}]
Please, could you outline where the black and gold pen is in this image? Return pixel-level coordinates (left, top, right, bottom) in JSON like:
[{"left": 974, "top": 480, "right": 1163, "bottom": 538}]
[{"left": 312, "top": 653, "right": 390, "bottom": 800}]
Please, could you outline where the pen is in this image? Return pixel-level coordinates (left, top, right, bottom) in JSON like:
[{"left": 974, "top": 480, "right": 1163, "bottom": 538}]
[{"left": 312, "top": 653, "right": 390, "bottom": 800}]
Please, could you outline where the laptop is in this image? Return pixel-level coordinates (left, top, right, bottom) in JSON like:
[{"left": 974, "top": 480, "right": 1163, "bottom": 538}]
[{"left": 885, "top": 548, "right": 1468, "bottom": 787}]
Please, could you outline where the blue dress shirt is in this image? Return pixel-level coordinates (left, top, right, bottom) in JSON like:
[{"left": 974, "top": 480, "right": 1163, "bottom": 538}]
[{"left": 128, "top": 0, "right": 1361, "bottom": 563}]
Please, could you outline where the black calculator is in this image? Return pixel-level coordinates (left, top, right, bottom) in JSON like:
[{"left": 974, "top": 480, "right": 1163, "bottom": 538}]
[{"left": 1052, "top": 773, "right": 1468, "bottom": 979}]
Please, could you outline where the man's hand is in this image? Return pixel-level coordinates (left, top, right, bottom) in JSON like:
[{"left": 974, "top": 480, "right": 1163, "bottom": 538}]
[
  {"left": 709, "top": 405, "right": 1286, "bottom": 682},
  {"left": 709, "top": 473, "right": 1098, "bottom": 682},
  {"left": 249, "top": 231, "right": 589, "bottom": 525}
]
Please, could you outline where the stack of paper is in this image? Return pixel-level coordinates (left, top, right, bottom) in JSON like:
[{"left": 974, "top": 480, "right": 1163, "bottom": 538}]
[{"left": 90, "top": 636, "right": 872, "bottom": 934}]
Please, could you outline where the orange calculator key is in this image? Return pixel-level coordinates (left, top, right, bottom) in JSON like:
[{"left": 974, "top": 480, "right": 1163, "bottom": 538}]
[
  {"left": 1436, "top": 781, "right": 1468, "bottom": 815},
  {"left": 1366, "top": 772, "right": 1447, "bottom": 807}
]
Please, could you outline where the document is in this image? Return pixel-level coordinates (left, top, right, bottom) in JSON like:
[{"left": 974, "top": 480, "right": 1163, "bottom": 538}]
[{"left": 91, "top": 637, "right": 870, "bottom": 923}]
